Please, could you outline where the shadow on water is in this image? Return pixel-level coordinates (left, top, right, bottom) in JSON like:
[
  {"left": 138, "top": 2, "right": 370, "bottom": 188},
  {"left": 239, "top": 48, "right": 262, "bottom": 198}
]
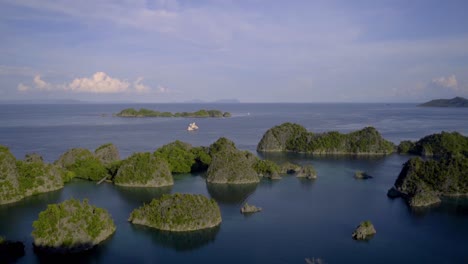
[
  {"left": 206, "top": 183, "right": 258, "bottom": 205},
  {"left": 131, "top": 225, "right": 220, "bottom": 252},
  {"left": 33, "top": 240, "right": 111, "bottom": 264},
  {"left": 407, "top": 197, "right": 468, "bottom": 218},
  {"left": 113, "top": 185, "right": 172, "bottom": 205},
  {"left": 258, "top": 152, "right": 389, "bottom": 163},
  {"left": 297, "top": 178, "right": 317, "bottom": 190}
]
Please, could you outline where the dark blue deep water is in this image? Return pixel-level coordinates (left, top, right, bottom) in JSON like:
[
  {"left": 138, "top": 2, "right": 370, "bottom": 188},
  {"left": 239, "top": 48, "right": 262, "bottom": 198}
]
[{"left": 0, "top": 103, "right": 467, "bottom": 263}]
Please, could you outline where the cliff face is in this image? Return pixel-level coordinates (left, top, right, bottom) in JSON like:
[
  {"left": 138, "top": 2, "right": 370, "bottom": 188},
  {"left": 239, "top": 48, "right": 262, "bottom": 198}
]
[
  {"left": 129, "top": 193, "right": 222, "bottom": 232},
  {"left": 114, "top": 152, "right": 173, "bottom": 187},
  {"left": 95, "top": 143, "right": 120, "bottom": 165},
  {"left": 390, "top": 155, "right": 468, "bottom": 207},
  {"left": 32, "top": 199, "right": 116, "bottom": 252},
  {"left": 257, "top": 123, "right": 308, "bottom": 152},
  {"left": 257, "top": 123, "right": 395, "bottom": 155},
  {"left": 207, "top": 138, "right": 259, "bottom": 184}
]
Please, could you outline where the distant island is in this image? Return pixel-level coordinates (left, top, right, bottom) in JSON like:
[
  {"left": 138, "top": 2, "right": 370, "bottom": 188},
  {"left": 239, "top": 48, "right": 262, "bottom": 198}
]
[
  {"left": 116, "top": 108, "right": 231, "bottom": 118},
  {"left": 419, "top": 97, "right": 468, "bottom": 107}
]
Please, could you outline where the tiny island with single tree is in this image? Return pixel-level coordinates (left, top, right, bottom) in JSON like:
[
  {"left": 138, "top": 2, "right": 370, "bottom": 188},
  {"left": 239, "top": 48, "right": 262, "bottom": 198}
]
[{"left": 116, "top": 108, "right": 232, "bottom": 118}]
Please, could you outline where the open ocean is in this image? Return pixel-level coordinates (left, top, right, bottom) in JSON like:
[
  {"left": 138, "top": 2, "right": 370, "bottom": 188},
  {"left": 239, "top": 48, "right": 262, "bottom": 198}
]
[{"left": 0, "top": 103, "right": 467, "bottom": 263}]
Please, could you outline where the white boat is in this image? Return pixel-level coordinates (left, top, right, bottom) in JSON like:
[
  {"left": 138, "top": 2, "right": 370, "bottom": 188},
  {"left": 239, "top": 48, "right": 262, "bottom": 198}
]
[{"left": 187, "top": 122, "right": 199, "bottom": 131}]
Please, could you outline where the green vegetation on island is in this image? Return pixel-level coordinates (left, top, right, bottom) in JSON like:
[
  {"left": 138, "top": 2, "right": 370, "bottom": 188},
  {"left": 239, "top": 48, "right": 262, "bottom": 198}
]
[
  {"left": 1, "top": 146, "right": 65, "bottom": 205},
  {"left": 114, "top": 152, "right": 173, "bottom": 187},
  {"left": 154, "top": 140, "right": 211, "bottom": 174},
  {"left": 352, "top": 220, "right": 376, "bottom": 240},
  {"left": 253, "top": 159, "right": 281, "bottom": 179},
  {"left": 129, "top": 193, "right": 222, "bottom": 232},
  {"left": 388, "top": 155, "right": 468, "bottom": 207},
  {"left": 55, "top": 148, "right": 108, "bottom": 181},
  {"left": 257, "top": 123, "right": 395, "bottom": 155},
  {"left": 32, "top": 199, "right": 116, "bottom": 252},
  {"left": 116, "top": 108, "right": 231, "bottom": 118},
  {"left": 419, "top": 96, "right": 468, "bottom": 107},
  {"left": 206, "top": 138, "right": 260, "bottom": 184},
  {"left": 397, "top": 131, "right": 468, "bottom": 157}
]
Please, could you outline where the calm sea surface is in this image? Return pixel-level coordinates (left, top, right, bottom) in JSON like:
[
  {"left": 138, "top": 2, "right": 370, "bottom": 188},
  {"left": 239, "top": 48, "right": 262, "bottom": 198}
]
[{"left": 0, "top": 103, "right": 467, "bottom": 263}]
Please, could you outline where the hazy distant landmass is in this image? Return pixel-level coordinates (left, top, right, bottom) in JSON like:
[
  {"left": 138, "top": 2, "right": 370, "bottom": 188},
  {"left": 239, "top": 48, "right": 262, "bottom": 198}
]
[
  {"left": 184, "top": 99, "right": 241, "bottom": 104},
  {"left": 419, "top": 97, "right": 468, "bottom": 107},
  {"left": 0, "top": 99, "right": 84, "bottom": 104}
]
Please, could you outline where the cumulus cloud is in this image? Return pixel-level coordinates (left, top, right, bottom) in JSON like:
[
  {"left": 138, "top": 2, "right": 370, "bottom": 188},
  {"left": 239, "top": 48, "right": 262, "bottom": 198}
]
[
  {"left": 33, "top": 75, "right": 52, "bottom": 90},
  {"left": 18, "top": 72, "right": 156, "bottom": 94},
  {"left": 68, "top": 72, "right": 130, "bottom": 93},
  {"left": 133, "top": 77, "right": 151, "bottom": 93},
  {"left": 17, "top": 83, "right": 30, "bottom": 92},
  {"left": 431, "top": 74, "right": 458, "bottom": 90}
]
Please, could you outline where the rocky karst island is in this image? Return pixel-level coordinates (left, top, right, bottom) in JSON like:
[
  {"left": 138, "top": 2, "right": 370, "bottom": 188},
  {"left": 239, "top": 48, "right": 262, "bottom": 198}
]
[
  {"left": 116, "top": 108, "right": 231, "bottom": 118},
  {"left": 32, "top": 198, "right": 116, "bottom": 253},
  {"left": 129, "top": 193, "right": 222, "bottom": 232},
  {"left": 257, "top": 123, "right": 395, "bottom": 155},
  {"left": 390, "top": 132, "right": 468, "bottom": 207}
]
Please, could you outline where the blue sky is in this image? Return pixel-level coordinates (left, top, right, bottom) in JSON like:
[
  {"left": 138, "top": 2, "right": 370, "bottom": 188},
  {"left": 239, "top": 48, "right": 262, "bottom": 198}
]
[{"left": 1, "top": 0, "right": 468, "bottom": 102}]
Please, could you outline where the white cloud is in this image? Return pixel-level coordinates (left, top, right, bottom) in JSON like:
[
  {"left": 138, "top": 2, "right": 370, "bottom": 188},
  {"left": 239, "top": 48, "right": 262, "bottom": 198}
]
[
  {"left": 19, "top": 72, "right": 157, "bottom": 94},
  {"left": 133, "top": 77, "right": 151, "bottom": 93},
  {"left": 68, "top": 72, "right": 130, "bottom": 93},
  {"left": 33, "top": 75, "right": 52, "bottom": 90},
  {"left": 431, "top": 74, "right": 458, "bottom": 90},
  {"left": 157, "top": 85, "right": 169, "bottom": 93},
  {"left": 17, "top": 83, "right": 30, "bottom": 92}
]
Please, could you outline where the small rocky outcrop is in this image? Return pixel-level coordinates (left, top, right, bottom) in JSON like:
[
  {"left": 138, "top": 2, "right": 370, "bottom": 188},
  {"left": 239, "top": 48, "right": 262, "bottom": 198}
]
[
  {"left": 129, "top": 193, "right": 222, "bottom": 232},
  {"left": 32, "top": 199, "right": 116, "bottom": 253},
  {"left": 354, "top": 171, "right": 373, "bottom": 180},
  {"left": 206, "top": 138, "right": 259, "bottom": 184},
  {"left": 296, "top": 165, "right": 317, "bottom": 179},
  {"left": 253, "top": 159, "right": 281, "bottom": 180},
  {"left": 279, "top": 162, "right": 302, "bottom": 174},
  {"left": 114, "top": 152, "right": 173, "bottom": 187},
  {"left": 0, "top": 237, "right": 25, "bottom": 262},
  {"left": 390, "top": 155, "right": 468, "bottom": 207},
  {"left": 352, "top": 221, "right": 376, "bottom": 240},
  {"left": 408, "top": 192, "right": 441, "bottom": 207},
  {"left": 240, "top": 203, "right": 262, "bottom": 214},
  {"left": 95, "top": 143, "right": 120, "bottom": 164}
]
